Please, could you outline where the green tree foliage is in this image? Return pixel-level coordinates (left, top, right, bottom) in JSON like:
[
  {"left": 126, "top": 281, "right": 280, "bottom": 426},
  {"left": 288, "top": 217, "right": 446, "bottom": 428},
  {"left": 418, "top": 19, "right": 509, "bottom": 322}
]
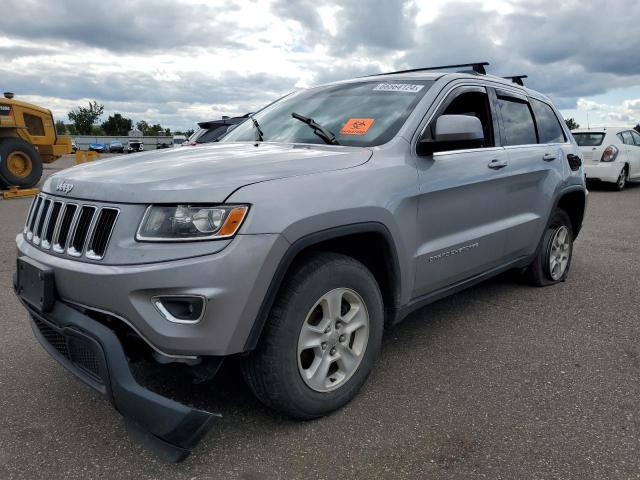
[
  {"left": 136, "top": 120, "right": 169, "bottom": 136},
  {"left": 55, "top": 119, "right": 67, "bottom": 135},
  {"left": 67, "top": 101, "right": 104, "bottom": 135},
  {"left": 564, "top": 118, "right": 580, "bottom": 130},
  {"left": 66, "top": 124, "right": 78, "bottom": 135},
  {"left": 90, "top": 125, "right": 105, "bottom": 135},
  {"left": 101, "top": 113, "right": 133, "bottom": 136}
]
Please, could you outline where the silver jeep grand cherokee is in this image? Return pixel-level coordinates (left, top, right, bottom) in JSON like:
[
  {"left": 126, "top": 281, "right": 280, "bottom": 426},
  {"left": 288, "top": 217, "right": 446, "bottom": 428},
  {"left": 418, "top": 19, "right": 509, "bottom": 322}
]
[{"left": 14, "top": 62, "right": 587, "bottom": 461}]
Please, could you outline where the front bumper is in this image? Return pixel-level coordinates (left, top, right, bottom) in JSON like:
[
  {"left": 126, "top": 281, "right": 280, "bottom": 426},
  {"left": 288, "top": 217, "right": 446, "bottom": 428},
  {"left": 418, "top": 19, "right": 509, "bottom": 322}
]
[
  {"left": 16, "top": 233, "right": 289, "bottom": 356},
  {"left": 584, "top": 162, "right": 623, "bottom": 183},
  {"left": 16, "top": 290, "right": 217, "bottom": 462}
]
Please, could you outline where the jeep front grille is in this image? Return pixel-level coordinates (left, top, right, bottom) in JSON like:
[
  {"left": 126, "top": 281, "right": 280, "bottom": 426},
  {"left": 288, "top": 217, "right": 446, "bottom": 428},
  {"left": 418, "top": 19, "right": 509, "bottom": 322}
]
[{"left": 24, "top": 194, "right": 119, "bottom": 261}]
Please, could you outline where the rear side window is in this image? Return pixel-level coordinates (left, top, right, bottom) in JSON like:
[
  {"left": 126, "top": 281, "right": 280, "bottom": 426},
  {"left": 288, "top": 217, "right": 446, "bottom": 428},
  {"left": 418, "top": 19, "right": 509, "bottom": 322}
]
[
  {"left": 619, "top": 131, "right": 634, "bottom": 145},
  {"left": 573, "top": 132, "right": 605, "bottom": 146},
  {"left": 23, "top": 113, "right": 45, "bottom": 136},
  {"left": 530, "top": 99, "right": 565, "bottom": 144},
  {"left": 497, "top": 97, "right": 537, "bottom": 146},
  {"left": 630, "top": 130, "right": 640, "bottom": 145}
]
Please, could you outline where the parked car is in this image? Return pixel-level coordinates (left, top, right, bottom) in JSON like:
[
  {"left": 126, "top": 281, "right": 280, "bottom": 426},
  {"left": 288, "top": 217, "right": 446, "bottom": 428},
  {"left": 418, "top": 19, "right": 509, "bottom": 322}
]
[
  {"left": 71, "top": 140, "right": 78, "bottom": 153},
  {"left": 14, "top": 62, "right": 587, "bottom": 461},
  {"left": 126, "top": 139, "right": 144, "bottom": 153},
  {"left": 182, "top": 115, "right": 248, "bottom": 146},
  {"left": 88, "top": 142, "right": 106, "bottom": 153},
  {"left": 572, "top": 127, "right": 640, "bottom": 190},
  {"left": 156, "top": 141, "right": 171, "bottom": 149},
  {"left": 108, "top": 140, "right": 124, "bottom": 153},
  {"left": 172, "top": 135, "right": 186, "bottom": 146}
]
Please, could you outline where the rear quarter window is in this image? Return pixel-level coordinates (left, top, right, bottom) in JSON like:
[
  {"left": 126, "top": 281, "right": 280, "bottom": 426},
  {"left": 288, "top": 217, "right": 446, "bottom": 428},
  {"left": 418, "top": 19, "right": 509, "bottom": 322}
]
[{"left": 530, "top": 99, "right": 566, "bottom": 144}]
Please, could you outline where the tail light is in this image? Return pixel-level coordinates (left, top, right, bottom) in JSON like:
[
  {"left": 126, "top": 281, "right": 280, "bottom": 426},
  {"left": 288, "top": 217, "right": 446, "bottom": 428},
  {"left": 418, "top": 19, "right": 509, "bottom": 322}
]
[{"left": 601, "top": 145, "right": 619, "bottom": 162}]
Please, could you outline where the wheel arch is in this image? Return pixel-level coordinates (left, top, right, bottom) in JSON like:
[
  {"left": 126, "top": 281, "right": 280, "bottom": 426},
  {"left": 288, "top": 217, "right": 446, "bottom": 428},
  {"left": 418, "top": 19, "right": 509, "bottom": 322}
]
[
  {"left": 243, "top": 222, "right": 402, "bottom": 351},
  {"left": 555, "top": 187, "right": 587, "bottom": 238}
]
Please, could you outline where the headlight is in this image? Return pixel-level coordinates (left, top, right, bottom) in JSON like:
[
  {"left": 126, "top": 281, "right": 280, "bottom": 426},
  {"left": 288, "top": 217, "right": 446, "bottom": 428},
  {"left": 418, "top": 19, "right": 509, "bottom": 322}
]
[{"left": 136, "top": 205, "right": 249, "bottom": 241}]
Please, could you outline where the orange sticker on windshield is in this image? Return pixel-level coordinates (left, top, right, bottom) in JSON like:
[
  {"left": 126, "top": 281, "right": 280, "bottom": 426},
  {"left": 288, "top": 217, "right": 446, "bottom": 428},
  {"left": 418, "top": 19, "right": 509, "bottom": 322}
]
[{"left": 340, "top": 118, "right": 374, "bottom": 135}]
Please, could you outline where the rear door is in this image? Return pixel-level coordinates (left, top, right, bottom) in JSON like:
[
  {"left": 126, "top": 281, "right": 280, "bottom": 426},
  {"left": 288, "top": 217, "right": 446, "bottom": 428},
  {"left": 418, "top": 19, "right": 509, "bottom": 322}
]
[
  {"left": 413, "top": 85, "right": 511, "bottom": 297},
  {"left": 629, "top": 130, "right": 640, "bottom": 178},
  {"left": 496, "top": 92, "right": 566, "bottom": 260},
  {"left": 620, "top": 130, "right": 640, "bottom": 178}
]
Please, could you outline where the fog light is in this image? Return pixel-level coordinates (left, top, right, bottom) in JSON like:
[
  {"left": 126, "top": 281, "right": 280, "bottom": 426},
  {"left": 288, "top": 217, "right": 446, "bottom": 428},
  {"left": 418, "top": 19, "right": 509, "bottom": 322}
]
[{"left": 153, "top": 295, "right": 205, "bottom": 324}]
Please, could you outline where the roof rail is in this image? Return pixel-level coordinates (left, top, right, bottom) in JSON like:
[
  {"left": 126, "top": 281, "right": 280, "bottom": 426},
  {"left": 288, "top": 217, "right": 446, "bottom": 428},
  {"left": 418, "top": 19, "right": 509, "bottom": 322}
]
[
  {"left": 366, "top": 62, "right": 490, "bottom": 77},
  {"left": 502, "top": 75, "right": 528, "bottom": 86}
]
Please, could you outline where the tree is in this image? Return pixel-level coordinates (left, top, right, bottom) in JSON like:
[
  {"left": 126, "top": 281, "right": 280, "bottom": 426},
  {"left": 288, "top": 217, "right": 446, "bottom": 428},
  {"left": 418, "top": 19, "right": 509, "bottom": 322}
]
[
  {"left": 55, "top": 120, "right": 67, "bottom": 135},
  {"left": 66, "top": 124, "right": 78, "bottom": 135},
  {"left": 135, "top": 120, "right": 168, "bottom": 136},
  {"left": 91, "top": 125, "right": 106, "bottom": 136},
  {"left": 565, "top": 118, "right": 580, "bottom": 131},
  {"left": 68, "top": 101, "right": 104, "bottom": 135},
  {"left": 101, "top": 113, "right": 132, "bottom": 136}
]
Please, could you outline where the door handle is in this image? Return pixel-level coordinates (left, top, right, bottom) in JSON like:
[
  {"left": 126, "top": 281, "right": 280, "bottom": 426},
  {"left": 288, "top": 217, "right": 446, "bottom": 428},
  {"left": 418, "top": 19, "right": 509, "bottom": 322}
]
[
  {"left": 543, "top": 153, "right": 557, "bottom": 162},
  {"left": 488, "top": 159, "right": 508, "bottom": 170}
]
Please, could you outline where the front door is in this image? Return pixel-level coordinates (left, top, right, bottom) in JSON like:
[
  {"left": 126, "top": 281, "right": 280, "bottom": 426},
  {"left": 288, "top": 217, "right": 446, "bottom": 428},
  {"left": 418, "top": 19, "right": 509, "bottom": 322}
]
[{"left": 413, "top": 85, "right": 511, "bottom": 298}]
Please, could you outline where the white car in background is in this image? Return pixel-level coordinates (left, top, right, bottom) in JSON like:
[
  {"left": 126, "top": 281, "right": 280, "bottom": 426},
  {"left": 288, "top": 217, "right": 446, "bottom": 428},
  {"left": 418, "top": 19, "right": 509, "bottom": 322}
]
[{"left": 572, "top": 127, "right": 640, "bottom": 190}]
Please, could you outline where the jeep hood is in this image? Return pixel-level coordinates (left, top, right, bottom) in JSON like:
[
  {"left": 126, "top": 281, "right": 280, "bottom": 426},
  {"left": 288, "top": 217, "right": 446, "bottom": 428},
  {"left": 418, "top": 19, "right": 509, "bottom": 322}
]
[{"left": 44, "top": 142, "right": 372, "bottom": 203}]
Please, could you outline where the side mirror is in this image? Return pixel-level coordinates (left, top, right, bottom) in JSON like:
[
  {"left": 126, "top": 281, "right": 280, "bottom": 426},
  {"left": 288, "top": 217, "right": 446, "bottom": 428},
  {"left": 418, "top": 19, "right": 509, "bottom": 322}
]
[{"left": 417, "top": 114, "right": 484, "bottom": 155}]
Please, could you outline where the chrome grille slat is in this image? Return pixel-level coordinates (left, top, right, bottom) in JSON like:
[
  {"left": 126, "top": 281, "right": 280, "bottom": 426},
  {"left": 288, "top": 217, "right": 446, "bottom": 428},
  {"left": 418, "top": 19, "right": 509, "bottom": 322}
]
[
  {"left": 53, "top": 203, "right": 78, "bottom": 253},
  {"left": 86, "top": 208, "right": 119, "bottom": 260},
  {"left": 26, "top": 196, "right": 43, "bottom": 240},
  {"left": 67, "top": 205, "right": 95, "bottom": 257},
  {"left": 33, "top": 199, "right": 52, "bottom": 245},
  {"left": 42, "top": 201, "right": 63, "bottom": 249},
  {"left": 24, "top": 194, "right": 119, "bottom": 261}
]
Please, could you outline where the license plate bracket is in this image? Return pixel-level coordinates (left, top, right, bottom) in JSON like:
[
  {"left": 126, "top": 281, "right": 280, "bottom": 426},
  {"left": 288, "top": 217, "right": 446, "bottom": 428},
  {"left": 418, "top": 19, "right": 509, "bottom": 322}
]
[{"left": 17, "top": 257, "right": 55, "bottom": 312}]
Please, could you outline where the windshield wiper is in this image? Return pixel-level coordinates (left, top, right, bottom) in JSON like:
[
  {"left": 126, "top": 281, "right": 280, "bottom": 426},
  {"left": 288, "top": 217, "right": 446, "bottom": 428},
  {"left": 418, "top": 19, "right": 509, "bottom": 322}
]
[
  {"left": 250, "top": 115, "right": 264, "bottom": 141},
  {"left": 291, "top": 112, "right": 340, "bottom": 145}
]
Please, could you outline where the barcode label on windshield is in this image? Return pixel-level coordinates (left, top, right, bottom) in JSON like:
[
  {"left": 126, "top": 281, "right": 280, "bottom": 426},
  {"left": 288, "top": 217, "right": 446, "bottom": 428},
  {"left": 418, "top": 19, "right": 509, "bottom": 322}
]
[{"left": 373, "top": 83, "right": 424, "bottom": 93}]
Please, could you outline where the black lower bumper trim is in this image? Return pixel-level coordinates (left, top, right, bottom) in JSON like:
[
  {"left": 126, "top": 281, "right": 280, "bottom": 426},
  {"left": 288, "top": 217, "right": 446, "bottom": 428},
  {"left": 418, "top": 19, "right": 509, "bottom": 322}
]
[{"left": 24, "top": 299, "right": 219, "bottom": 462}]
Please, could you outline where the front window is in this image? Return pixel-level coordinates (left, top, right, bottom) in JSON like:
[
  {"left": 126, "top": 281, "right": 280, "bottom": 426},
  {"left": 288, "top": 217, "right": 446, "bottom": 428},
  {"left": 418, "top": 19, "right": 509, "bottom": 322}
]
[
  {"left": 572, "top": 132, "right": 605, "bottom": 146},
  {"left": 222, "top": 80, "right": 434, "bottom": 147}
]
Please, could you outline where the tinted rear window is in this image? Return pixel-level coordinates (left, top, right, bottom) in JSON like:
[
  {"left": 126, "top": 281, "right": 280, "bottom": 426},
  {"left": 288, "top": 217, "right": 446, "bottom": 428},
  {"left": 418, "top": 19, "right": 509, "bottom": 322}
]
[
  {"left": 497, "top": 97, "right": 537, "bottom": 146},
  {"left": 572, "top": 133, "right": 605, "bottom": 146},
  {"left": 530, "top": 99, "right": 565, "bottom": 144}
]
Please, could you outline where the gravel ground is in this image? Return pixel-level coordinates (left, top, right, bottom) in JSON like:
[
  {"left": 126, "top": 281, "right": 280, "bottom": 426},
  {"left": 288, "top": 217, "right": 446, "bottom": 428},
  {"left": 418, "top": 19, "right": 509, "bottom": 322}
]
[{"left": 1, "top": 156, "right": 639, "bottom": 479}]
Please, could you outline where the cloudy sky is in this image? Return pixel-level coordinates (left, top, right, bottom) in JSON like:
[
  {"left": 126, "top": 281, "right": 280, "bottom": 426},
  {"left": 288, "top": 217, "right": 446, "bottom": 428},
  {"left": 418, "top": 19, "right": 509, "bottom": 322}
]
[{"left": 2, "top": 0, "right": 639, "bottom": 131}]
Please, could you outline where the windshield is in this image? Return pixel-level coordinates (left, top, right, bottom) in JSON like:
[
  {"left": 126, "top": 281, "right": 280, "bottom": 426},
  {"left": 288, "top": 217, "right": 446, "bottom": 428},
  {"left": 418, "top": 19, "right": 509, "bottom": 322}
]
[
  {"left": 221, "top": 80, "right": 433, "bottom": 147},
  {"left": 573, "top": 132, "right": 605, "bottom": 146}
]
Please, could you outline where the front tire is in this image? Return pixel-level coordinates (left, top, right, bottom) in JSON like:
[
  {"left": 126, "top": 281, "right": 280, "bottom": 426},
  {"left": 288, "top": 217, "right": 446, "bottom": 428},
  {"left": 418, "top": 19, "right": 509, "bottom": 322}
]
[
  {"left": 524, "top": 209, "right": 574, "bottom": 286},
  {"left": 242, "top": 252, "right": 384, "bottom": 420}
]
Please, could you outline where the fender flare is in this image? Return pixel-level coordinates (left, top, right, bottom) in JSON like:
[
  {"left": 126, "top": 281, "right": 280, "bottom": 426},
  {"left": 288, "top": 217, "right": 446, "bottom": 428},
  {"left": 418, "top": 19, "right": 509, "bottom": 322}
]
[{"left": 243, "top": 222, "right": 402, "bottom": 351}]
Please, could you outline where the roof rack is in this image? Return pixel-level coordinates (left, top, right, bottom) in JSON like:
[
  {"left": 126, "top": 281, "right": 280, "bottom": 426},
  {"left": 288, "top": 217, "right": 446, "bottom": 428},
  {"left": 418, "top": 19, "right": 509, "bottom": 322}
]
[
  {"left": 367, "top": 62, "right": 490, "bottom": 77},
  {"left": 502, "top": 75, "right": 528, "bottom": 86}
]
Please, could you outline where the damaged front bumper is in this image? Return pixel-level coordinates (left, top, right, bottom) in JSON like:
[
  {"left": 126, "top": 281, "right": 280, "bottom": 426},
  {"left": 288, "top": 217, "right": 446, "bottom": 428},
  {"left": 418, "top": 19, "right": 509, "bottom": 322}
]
[{"left": 14, "top": 258, "right": 219, "bottom": 462}]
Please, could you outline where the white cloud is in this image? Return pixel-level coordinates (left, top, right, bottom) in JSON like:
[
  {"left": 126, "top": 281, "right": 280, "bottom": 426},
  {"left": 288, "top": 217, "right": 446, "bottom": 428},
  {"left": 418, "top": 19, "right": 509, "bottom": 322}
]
[{"left": 1, "top": 0, "right": 640, "bottom": 130}]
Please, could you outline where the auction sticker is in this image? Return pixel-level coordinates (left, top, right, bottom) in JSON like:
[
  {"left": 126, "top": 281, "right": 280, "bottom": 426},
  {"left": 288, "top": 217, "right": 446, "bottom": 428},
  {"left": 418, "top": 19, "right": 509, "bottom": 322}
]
[
  {"left": 0, "top": 104, "right": 12, "bottom": 116},
  {"left": 373, "top": 83, "right": 424, "bottom": 93},
  {"left": 340, "top": 118, "right": 375, "bottom": 135}
]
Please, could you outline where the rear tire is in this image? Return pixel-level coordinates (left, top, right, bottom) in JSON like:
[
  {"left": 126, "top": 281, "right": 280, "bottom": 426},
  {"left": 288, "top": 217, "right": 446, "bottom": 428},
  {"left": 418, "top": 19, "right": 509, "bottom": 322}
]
[
  {"left": 524, "top": 209, "right": 574, "bottom": 286},
  {"left": 613, "top": 166, "right": 628, "bottom": 191},
  {"left": 0, "top": 138, "right": 42, "bottom": 188},
  {"left": 242, "top": 252, "right": 384, "bottom": 420}
]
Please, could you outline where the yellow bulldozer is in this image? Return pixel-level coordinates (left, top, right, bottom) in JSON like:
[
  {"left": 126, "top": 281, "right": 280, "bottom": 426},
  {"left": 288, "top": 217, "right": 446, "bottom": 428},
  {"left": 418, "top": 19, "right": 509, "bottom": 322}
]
[{"left": 0, "top": 92, "right": 72, "bottom": 189}]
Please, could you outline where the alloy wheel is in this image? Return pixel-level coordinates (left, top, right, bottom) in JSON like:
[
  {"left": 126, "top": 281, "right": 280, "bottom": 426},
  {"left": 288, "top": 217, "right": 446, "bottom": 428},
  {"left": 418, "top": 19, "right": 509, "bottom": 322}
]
[
  {"left": 548, "top": 225, "right": 571, "bottom": 281},
  {"left": 297, "top": 288, "right": 369, "bottom": 392}
]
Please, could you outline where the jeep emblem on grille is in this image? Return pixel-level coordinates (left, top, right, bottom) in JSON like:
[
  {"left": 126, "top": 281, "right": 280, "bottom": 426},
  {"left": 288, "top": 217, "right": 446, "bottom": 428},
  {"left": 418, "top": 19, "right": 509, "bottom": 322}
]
[{"left": 56, "top": 181, "right": 74, "bottom": 194}]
